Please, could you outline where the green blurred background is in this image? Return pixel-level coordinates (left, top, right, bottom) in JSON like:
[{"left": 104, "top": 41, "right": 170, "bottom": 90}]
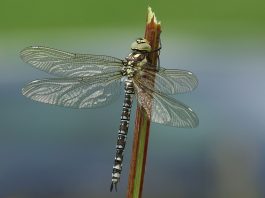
[{"left": 1, "top": 0, "right": 265, "bottom": 198}]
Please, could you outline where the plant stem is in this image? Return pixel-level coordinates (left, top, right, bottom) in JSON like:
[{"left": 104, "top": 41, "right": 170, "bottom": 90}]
[{"left": 127, "top": 7, "right": 161, "bottom": 198}]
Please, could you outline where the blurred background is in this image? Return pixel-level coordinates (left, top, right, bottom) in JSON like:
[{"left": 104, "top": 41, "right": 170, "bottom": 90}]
[{"left": 1, "top": 0, "right": 265, "bottom": 197}]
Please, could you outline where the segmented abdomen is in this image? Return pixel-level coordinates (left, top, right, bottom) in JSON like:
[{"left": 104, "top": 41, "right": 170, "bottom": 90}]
[{"left": 110, "top": 79, "right": 134, "bottom": 191}]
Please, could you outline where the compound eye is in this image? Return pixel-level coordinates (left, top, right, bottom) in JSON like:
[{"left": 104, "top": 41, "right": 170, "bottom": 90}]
[
  {"left": 136, "top": 39, "right": 142, "bottom": 44},
  {"left": 131, "top": 38, "right": 151, "bottom": 52},
  {"left": 136, "top": 38, "right": 146, "bottom": 44}
]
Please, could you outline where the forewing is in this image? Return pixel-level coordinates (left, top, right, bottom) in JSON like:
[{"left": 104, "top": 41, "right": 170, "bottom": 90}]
[
  {"left": 137, "top": 68, "right": 198, "bottom": 94},
  {"left": 22, "top": 72, "right": 122, "bottom": 108},
  {"left": 20, "top": 46, "right": 123, "bottom": 77},
  {"left": 134, "top": 80, "right": 198, "bottom": 128}
]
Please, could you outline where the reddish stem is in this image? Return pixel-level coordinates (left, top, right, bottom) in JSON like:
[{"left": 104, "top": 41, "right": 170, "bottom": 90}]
[{"left": 127, "top": 7, "right": 161, "bottom": 198}]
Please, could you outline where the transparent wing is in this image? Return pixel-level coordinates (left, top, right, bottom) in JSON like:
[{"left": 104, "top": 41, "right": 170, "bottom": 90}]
[
  {"left": 20, "top": 46, "right": 123, "bottom": 77},
  {"left": 134, "top": 80, "right": 198, "bottom": 128},
  {"left": 137, "top": 67, "right": 198, "bottom": 94},
  {"left": 22, "top": 72, "right": 122, "bottom": 108}
]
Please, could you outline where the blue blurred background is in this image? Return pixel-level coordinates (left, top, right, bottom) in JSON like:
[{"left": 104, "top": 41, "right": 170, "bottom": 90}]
[{"left": 1, "top": 0, "right": 265, "bottom": 197}]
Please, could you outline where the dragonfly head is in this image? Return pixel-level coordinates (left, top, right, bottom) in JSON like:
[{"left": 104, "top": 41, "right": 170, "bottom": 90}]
[{"left": 131, "top": 38, "right": 151, "bottom": 53}]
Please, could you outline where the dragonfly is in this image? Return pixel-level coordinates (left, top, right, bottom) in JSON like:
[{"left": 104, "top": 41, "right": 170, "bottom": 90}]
[{"left": 20, "top": 38, "right": 199, "bottom": 192}]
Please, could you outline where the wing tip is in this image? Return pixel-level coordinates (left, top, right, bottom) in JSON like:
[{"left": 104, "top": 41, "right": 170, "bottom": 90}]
[
  {"left": 188, "top": 107, "right": 199, "bottom": 128},
  {"left": 21, "top": 87, "right": 26, "bottom": 96},
  {"left": 20, "top": 46, "right": 38, "bottom": 62},
  {"left": 190, "top": 118, "right": 199, "bottom": 128},
  {"left": 20, "top": 46, "right": 47, "bottom": 56},
  {"left": 21, "top": 79, "right": 41, "bottom": 97},
  {"left": 21, "top": 84, "right": 31, "bottom": 97}
]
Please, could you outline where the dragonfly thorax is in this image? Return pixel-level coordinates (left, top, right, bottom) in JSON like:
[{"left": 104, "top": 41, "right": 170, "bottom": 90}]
[
  {"left": 121, "top": 65, "right": 136, "bottom": 78},
  {"left": 122, "top": 51, "right": 148, "bottom": 78},
  {"left": 120, "top": 38, "right": 151, "bottom": 78}
]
